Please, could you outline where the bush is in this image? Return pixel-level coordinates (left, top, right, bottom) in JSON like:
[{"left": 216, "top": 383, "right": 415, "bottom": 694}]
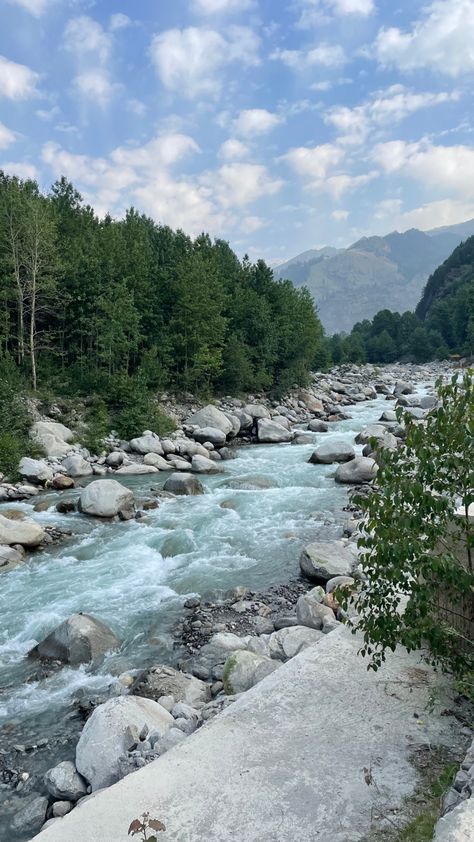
[
  {"left": 350, "top": 371, "right": 474, "bottom": 686},
  {"left": 0, "top": 362, "right": 43, "bottom": 478}
]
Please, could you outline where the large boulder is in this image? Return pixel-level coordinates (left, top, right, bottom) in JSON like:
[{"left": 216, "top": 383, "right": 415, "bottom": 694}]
[
  {"left": 0, "top": 545, "right": 25, "bottom": 572},
  {"left": 30, "top": 613, "right": 119, "bottom": 665},
  {"left": 0, "top": 513, "right": 44, "bottom": 548},
  {"left": 79, "top": 479, "right": 134, "bottom": 518},
  {"left": 257, "top": 418, "right": 293, "bottom": 443},
  {"left": 131, "top": 664, "right": 211, "bottom": 708},
  {"left": 75, "top": 696, "right": 174, "bottom": 790},
  {"left": 192, "top": 427, "right": 226, "bottom": 446},
  {"left": 355, "top": 424, "right": 387, "bottom": 445},
  {"left": 61, "top": 454, "right": 93, "bottom": 477},
  {"left": 296, "top": 589, "right": 337, "bottom": 630},
  {"left": 267, "top": 626, "right": 324, "bottom": 660},
  {"left": 19, "top": 457, "right": 53, "bottom": 484},
  {"left": 143, "top": 452, "right": 173, "bottom": 470},
  {"left": 309, "top": 439, "right": 355, "bottom": 464},
  {"left": 115, "top": 463, "right": 158, "bottom": 475},
  {"left": 300, "top": 540, "right": 356, "bottom": 582},
  {"left": 394, "top": 380, "right": 413, "bottom": 396},
  {"left": 298, "top": 390, "right": 323, "bottom": 414},
  {"left": 308, "top": 419, "right": 329, "bottom": 433},
  {"left": 187, "top": 405, "right": 233, "bottom": 435},
  {"left": 163, "top": 472, "right": 204, "bottom": 496},
  {"left": 222, "top": 650, "right": 278, "bottom": 694},
  {"left": 10, "top": 794, "right": 48, "bottom": 834},
  {"left": 30, "top": 420, "right": 74, "bottom": 458},
  {"left": 223, "top": 413, "right": 241, "bottom": 437},
  {"left": 129, "top": 434, "right": 163, "bottom": 455},
  {"left": 236, "top": 411, "right": 253, "bottom": 430},
  {"left": 44, "top": 760, "right": 87, "bottom": 801},
  {"left": 243, "top": 404, "right": 270, "bottom": 420},
  {"left": 335, "top": 457, "right": 378, "bottom": 484},
  {"left": 191, "top": 455, "right": 223, "bottom": 474}
]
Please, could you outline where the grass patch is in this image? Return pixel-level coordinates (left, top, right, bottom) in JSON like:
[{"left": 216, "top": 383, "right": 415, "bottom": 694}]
[{"left": 397, "top": 764, "right": 457, "bottom": 842}]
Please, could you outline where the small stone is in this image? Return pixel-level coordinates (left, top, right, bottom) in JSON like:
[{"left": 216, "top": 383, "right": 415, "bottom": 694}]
[{"left": 52, "top": 800, "right": 73, "bottom": 818}]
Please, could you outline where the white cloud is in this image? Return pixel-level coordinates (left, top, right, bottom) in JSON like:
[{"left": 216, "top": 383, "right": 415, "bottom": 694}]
[
  {"left": 191, "top": 0, "right": 252, "bottom": 13},
  {"left": 110, "top": 133, "right": 200, "bottom": 170},
  {"left": 271, "top": 43, "right": 346, "bottom": 70},
  {"left": 210, "top": 162, "right": 283, "bottom": 208},
  {"left": 110, "top": 13, "right": 132, "bottom": 31},
  {"left": 36, "top": 105, "right": 61, "bottom": 121},
  {"left": 396, "top": 199, "right": 474, "bottom": 230},
  {"left": 375, "top": 0, "right": 474, "bottom": 77},
  {"left": 240, "top": 215, "right": 266, "bottom": 233},
  {"left": 374, "top": 198, "right": 403, "bottom": 219},
  {"left": 74, "top": 70, "right": 119, "bottom": 105},
  {"left": 282, "top": 143, "right": 344, "bottom": 181},
  {"left": 7, "top": 0, "right": 55, "bottom": 16},
  {"left": 296, "top": 0, "right": 374, "bottom": 28},
  {"left": 331, "top": 209, "right": 349, "bottom": 221},
  {"left": 372, "top": 139, "right": 474, "bottom": 199},
  {"left": 324, "top": 171, "right": 377, "bottom": 198},
  {"left": 0, "top": 161, "right": 38, "bottom": 180},
  {"left": 0, "top": 122, "right": 16, "bottom": 149},
  {"left": 0, "top": 55, "right": 40, "bottom": 100},
  {"left": 219, "top": 138, "right": 250, "bottom": 159},
  {"left": 325, "top": 86, "right": 458, "bottom": 145},
  {"left": 150, "top": 26, "right": 260, "bottom": 98},
  {"left": 63, "top": 16, "right": 111, "bottom": 64},
  {"left": 232, "top": 108, "right": 283, "bottom": 137},
  {"left": 127, "top": 98, "right": 147, "bottom": 116}
]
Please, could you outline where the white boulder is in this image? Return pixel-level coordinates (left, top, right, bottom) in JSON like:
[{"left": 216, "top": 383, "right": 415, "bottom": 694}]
[
  {"left": 186, "top": 405, "right": 233, "bottom": 435},
  {"left": 129, "top": 435, "right": 163, "bottom": 455},
  {"left": 30, "top": 420, "right": 74, "bottom": 458},
  {"left": 257, "top": 419, "right": 293, "bottom": 443},
  {"left": 0, "top": 513, "right": 44, "bottom": 548},
  {"left": 19, "top": 457, "right": 53, "bottom": 484},
  {"left": 79, "top": 479, "right": 134, "bottom": 518},
  {"left": 61, "top": 455, "right": 93, "bottom": 477}
]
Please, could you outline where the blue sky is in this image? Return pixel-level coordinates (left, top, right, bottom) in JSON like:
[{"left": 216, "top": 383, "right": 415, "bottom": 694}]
[{"left": 1, "top": 0, "right": 474, "bottom": 264}]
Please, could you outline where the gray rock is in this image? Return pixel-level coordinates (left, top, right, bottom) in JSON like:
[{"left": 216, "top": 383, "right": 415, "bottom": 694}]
[
  {"left": 132, "top": 665, "right": 211, "bottom": 708},
  {"left": 52, "top": 801, "right": 73, "bottom": 818},
  {"left": 163, "top": 472, "right": 204, "bottom": 496},
  {"left": 433, "top": 798, "right": 474, "bottom": 841},
  {"left": 335, "top": 457, "right": 378, "bottom": 484},
  {"left": 236, "top": 411, "right": 253, "bottom": 430},
  {"left": 223, "top": 650, "right": 277, "bottom": 694},
  {"left": 143, "top": 452, "right": 173, "bottom": 470},
  {"left": 44, "top": 760, "right": 87, "bottom": 801},
  {"left": 129, "top": 435, "right": 164, "bottom": 455},
  {"left": 355, "top": 424, "right": 387, "bottom": 445},
  {"left": 186, "top": 405, "right": 233, "bottom": 435},
  {"left": 11, "top": 794, "right": 48, "bottom": 833},
  {"left": 192, "top": 427, "right": 226, "bottom": 446},
  {"left": 309, "top": 439, "right": 355, "bottom": 464},
  {"left": 0, "top": 544, "right": 25, "bottom": 572},
  {"left": 296, "top": 590, "right": 336, "bottom": 630},
  {"left": 105, "top": 451, "right": 125, "bottom": 467},
  {"left": 326, "top": 576, "right": 355, "bottom": 594},
  {"left": 257, "top": 418, "right": 293, "bottom": 443},
  {"left": 30, "top": 420, "right": 74, "bottom": 458},
  {"left": 61, "top": 455, "right": 93, "bottom": 477},
  {"left": 155, "top": 728, "right": 187, "bottom": 755},
  {"left": 394, "top": 381, "right": 413, "bottom": 396},
  {"left": 79, "top": 479, "right": 134, "bottom": 518},
  {"left": 116, "top": 463, "right": 158, "bottom": 475},
  {"left": 191, "top": 455, "right": 224, "bottom": 474},
  {"left": 30, "top": 613, "right": 120, "bottom": 665},
  {"left": 19, "top": 457, "right": 53, "bottom": 484},
  {"left": 300, "top": 541, "right": 356, "bottom": 582},
  {"left": 76, "top": 696, "right": 174, "bottom": 790},
  {"left": 267, "top": 626, "right": 324, "bottom": 660},
  {"left": 308, "top": 420, "right": 329, "bottom": 432},
  {"left": 0, "top": 513, "right": 45, "bottom": 547},
  {"left": 243, "top": 403, "right": 270, "bottom": 420}
]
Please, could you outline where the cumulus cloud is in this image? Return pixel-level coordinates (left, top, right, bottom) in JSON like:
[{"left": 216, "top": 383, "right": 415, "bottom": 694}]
[
  {"left": 282, "top": 143, "right": 344, "bottom": 181},
  {"left": 372, "top": 139, "right": 474, "bottom": 199},
  {"left": 150, "top": 26, "right": 260, "bottom": 98},
  {"left": 325, "top": 85, "right": 459, "bottom": 145},
  {"left": 0, "top": 55, "right": 40, "bottom": 100},
  {"left": 296, "top": 0, "right": 374, "bottom": 28},
  {"left": 375, "top": 0, "right": 474, "bottom": 77},
  {"left": 109, "top": 13, "right": 132, "bottom": 32},
  {"left": 271, "top": 43, "right": 346, "bottom": 70},
  {"left": 240, "top": 215, "right": 267, "bottom": 233},
  {"left": 0, "top": 161, "right": 38, "bottom": 179},
  {"left": 331, "top": 209, "right": 349, "bottom": 220},
  {"left": 232, "top": 109, "right": 283, "bottom": 137},
  {"left": 191, "top": 0, "right": 253, "bottom": 13},
  {"left": 7, "top": 0, "right": 55, "bottom": 15},
  {"left": 63, "top": 16, "right": 111, "bottom": 64},
  {"left": 0, "top": 122, "right": 17, "bottom": 149},
  {"left": 74, "top": 70, "right": 119, "bottom": 106},
  {"left": 395, "top": 199, "right": 474, "bottom": 230},
  {"left": 219, "top": 138, "right": 250, "bottom": 159}
]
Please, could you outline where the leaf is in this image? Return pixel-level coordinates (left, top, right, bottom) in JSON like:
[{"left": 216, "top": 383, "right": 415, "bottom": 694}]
[
  {"left": 128, "top": 820, "right": 143, "bottom": 835},
  {"left": 149, "top": 819, "right": 166, "bottom": 832}
]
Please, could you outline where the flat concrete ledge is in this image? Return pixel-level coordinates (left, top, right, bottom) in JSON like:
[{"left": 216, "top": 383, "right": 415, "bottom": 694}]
[{"left": 33, "top": 627, "right": 465, "bottom": 842}]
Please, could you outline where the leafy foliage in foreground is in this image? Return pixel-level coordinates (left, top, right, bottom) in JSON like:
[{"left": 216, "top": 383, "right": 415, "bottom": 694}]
[
  {"left": 350, "top": 371, "right": 474, "bottom": 684},
  {"left": 128, "top": 812, "right": 166, "bottom": 841}
]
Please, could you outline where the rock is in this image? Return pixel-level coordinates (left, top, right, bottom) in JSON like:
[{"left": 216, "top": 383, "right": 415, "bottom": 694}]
[
  {"left": 143, "top": 452, "right": 173, "bottom": 470},
  {"left": 129, "top": 435, "right": 163, "bottom": 455},
  {"left": 296, "top": 590, "right": 336, "bottom": 630},
  {"left": 223, "top": 413, "right": 241, "bottom": 437},
  {"left": 131, "top": 665, "right": 211, "bottom": 707},
  {"left": 335, "top": 457, "right": 378, "bottom": 484},
  {"left": 30, "top": 420, "right": 74, "bottom": 458},
  {"left": 243, "top": 404, "right": 270, "bottom": 420},
  {"left": 177, "top": 439, "right": 210, "bottom": 459},
  {"left": 308, "top": 420, "right": 329, "bottom": 432},
  {"left": 163, "top": 473, "right": 204, "bottom": 496},
  {"left": 222, "top": 650, "right": 277, "bottom": 694},
  {"left": 191, "top": 454, "right": 224, "bottom": 474},
  {"left": 394, "top": 381, "right": 413, "bottom": 396},
  {"left": 79, "top": 479, "right": 134, "bottom": 518},
  {"left": 267, "top": 626, "right": 324, "bottom": 660},
  {"left": 433, "top": 797, "right": 473, "bottom": 841},
  {"left": 0, "top": 545, "right": 25, "bottom": 571},
  {"left": 298, "top": 390, "right": 323, "bottom": 413},
  {"left": 0, "top": 513, "right": 45, "bottom": 547},
  {"left": 11, "top": 794, "right": 48, "bottom": 833},
  {"left": 115, "top": 464, "right": 158, "bottom": 475},
  {"left": 75, "top": 696, "right": 174, "bottom": 790},
  {"left": 52, "top": 474, "right": 75, "bottom": 490},
  {"left": 44, "top": 760, "right": 87, "bottom": 801},
  {"left": 300, "top": 540, "right": 356, "bottom": 582},
  {"left": 52, "top": 801, "right": 73, "bottom": 818},
  {"left": 61, "top": 455, "right": 93, "bottom": 477},
  {"left": 380, "top": 410, "right": 397, "bottom": 422},
  {"left": 106, "top": 451, "right": 125, "bottom": 467},
  {"left": 56, "top": 500, "right": 76, "bottom": 514},
  {"left": 292, "top": 434, "right": 314, "bottom": 445},
  {"left": 236, "top": 411, "right": 253, "bottom": 430},
  {"left": 355, "top": 424, "right": 387, "bottom": 445},
  {"left": 257, "top": 419, "right": 293, "bottom": 443},
  {"left": 186, "top": 405, "right": 233, "bottom": 435},
  {"left": 156, "top": 728, "right": 187, "bottom": 754},
  {"left": 326, "top": 575, "right": 355, "bottom": 594},
  {"left": 19, "top": 457, "right": 53, "bottom": 484},
  {"left": 309, "top": 440, "right": 355, "bottom": 464},
  {"left": 167, "top": 456, "right": 192, "bottom": 471},
  {"left": 30, "top": 613, "right": 120, "bottom": 665},
  {"left": 192, "top": 427, "right": 226, "bottom": 447}
]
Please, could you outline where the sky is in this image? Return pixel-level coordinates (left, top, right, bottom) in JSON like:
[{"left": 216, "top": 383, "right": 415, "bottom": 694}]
[{"left": 1, "top": 0, "right": 474, "bottom": 264}]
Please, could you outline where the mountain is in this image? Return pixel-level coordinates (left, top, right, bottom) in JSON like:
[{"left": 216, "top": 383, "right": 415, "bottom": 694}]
[
  {"left": 275, "top": 219, "right": 474, "bottom": 335},
  {"left": 416, "top": 234, "right": 474, "bottom": 323}
]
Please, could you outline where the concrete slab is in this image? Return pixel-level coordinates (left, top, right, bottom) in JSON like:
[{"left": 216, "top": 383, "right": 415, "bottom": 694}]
[{"left": 33, "top": 627, "right": 466, "bottom": 842}]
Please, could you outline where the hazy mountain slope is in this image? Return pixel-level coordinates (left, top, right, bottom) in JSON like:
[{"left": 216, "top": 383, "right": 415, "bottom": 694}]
[{"left": 276, "top": 219, "right": 474, "bottom": 335}]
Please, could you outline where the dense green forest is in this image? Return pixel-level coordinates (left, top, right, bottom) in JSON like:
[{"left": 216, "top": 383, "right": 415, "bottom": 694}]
[
  {"left": 0, "top": 172, "right": 325, "bottom": 400},
  {"left": 329, "top": 236, "right": 474, "bottom": 365}
]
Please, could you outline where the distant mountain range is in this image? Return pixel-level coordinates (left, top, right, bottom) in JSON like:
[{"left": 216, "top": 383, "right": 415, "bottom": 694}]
[{"left": 275, "top": 219, "right": 474, "bottom": 335}]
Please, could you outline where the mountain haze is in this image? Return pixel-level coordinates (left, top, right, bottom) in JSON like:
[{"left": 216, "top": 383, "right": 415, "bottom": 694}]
[{"left": 276, "top": 221, "right": 474, "bottom": 335}]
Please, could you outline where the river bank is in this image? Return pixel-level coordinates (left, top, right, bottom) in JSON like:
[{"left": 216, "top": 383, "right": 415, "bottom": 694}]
[{"left": 0, "top": 361, "right": 464, "bottom": 839}]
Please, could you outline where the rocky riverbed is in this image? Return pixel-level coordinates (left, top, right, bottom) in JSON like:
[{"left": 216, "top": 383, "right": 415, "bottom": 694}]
[{"left": 0, "top": 361, "right": 462, "bottom": 840}]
